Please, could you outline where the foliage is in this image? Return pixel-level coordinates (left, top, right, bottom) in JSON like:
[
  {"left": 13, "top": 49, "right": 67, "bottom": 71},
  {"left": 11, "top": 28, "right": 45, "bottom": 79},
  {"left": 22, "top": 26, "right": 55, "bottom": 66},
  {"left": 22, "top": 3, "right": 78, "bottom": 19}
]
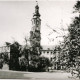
[
  {"left": 0, "top": 53, "right": 4, "bottom": 69},
  {"left": 19, "top": 44, "right": 30, "bottom": 71},
  {"left": 3, "top": 52, "right": 9, "bottom": 64},
  {"left": 28, "top": 56, "right": 50, "bottom": 72},
  {"left": 9, "top": 41, "right": 20, "bottom": 71},
  {"left": 20, "top": 45, "right": 29, "bottom": 58},
  {"left": 55, "top": 1, "right": 80, "bottom": 67},
  {"left": 73, "top": 0, "right": 80, "bottom": 13},
  {"left": 68, "top": 1, "right": 80, "bottom": 64},
  {"left": 38, "top": 57, "right": 50, "bottom": 71},
  {"left": 60, "top": 1, "right": 80, "bottom": 68},
  {"left": 0, "top": 52, "right": 9, "bottom": 69},
  {"left": 19, "top": 57, "right": 28, "bottom": 71}
]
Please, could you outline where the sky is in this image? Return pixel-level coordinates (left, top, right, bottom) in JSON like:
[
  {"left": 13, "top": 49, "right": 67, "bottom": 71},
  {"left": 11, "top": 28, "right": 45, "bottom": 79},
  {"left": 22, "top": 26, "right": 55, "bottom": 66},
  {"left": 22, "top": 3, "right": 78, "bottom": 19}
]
[{"left": 0, "top": 0, "right": 78, "bottom": 47}]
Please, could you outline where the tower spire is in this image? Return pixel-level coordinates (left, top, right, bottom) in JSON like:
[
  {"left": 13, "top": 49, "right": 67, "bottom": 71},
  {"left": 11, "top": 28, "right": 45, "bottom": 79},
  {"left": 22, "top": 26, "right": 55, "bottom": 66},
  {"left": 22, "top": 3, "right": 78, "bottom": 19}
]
[
  {"left": 33, "top": 1, "right": 40, "bottom": 17},
  {"left": 36, "top": 0, "right": 38, "bottom": 5}
]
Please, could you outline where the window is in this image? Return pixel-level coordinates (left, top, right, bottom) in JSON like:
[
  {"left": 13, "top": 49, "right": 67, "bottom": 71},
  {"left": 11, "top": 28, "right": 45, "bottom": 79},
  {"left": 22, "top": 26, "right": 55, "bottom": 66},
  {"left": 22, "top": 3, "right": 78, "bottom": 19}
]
[
  {"left": 51, "top": 52, "right": 53, "bottom": 54},
  {"left": 47, "top": 51, "right": 49, "bottom": 54},
  {"left": 37, "top": 21, "right": 39, "bottom": 25}
]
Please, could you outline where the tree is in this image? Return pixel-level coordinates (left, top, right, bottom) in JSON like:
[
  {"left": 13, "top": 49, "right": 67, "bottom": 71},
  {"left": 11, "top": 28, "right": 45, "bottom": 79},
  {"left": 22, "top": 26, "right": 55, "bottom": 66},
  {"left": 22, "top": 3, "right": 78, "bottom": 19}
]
[
  {"left": 0, "top": 53, "right": 4, "bottom": 69},
  {"left": 73, "top": 0, "right": 80, "bottom": 13},
  {"left": 9, "top": 41, "right": 21, "bottom": 71},
  {"left": 28, "top": 57, "right": 50, "bottom": 72},
  {"left": 18, "top": 36, "right": 32, "bottom": 71},
  {"left": 19, "top": 56, "right": 28, "bottom": 71},
  {"left": 38, "top": 57, "right": 50, "bottom": 71},
  {"left": 19, "top": 44, "right": 30, "bottom": 71},
  {"left": 67, "top": 1, "right": 80, "bottom": 65},
  {"left": 0, "top": 42, "right": 11, "bottom": 69},
  {"left": 28, "top": 55, "right": 39, "bottom": 72},
  {"left": 59, "top": 36, "right": 71, "bottom": 69}
]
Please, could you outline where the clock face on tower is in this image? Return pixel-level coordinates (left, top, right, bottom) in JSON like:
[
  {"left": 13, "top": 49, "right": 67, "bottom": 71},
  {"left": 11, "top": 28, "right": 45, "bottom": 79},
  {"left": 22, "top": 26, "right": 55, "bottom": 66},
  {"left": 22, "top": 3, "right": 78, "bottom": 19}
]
[
  {"left": 34, "top": 31, "right": 40, "bottom": 38},
  {"left": 36, "top": 27, "right": 39, "bottom": 30}
]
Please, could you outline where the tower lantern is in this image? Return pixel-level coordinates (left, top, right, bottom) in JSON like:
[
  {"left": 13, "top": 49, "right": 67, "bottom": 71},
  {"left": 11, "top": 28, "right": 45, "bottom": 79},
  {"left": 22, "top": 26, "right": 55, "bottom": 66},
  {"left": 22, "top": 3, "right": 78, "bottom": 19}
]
[{"left": 33, "top": 3, "right": 40, "bottom": 17}]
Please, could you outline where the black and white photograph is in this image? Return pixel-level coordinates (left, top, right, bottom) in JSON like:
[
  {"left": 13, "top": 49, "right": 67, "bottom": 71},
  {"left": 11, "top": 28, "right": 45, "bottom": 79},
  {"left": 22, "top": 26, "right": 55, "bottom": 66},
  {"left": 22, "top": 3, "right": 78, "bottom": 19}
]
[{"left": 0, "top": 0, "right": 80, "bottom": 79}]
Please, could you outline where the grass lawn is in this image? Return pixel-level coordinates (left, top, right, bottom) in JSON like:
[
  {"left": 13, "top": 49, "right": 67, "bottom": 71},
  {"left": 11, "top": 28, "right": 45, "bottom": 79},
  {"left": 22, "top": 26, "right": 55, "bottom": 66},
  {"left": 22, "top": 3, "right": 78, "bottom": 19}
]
[
  {"left": 0, "top": 70, "right": 79, "bottom": 80},
  {"left": 0, "top": 70, "right": 31, "bottom": 79}
]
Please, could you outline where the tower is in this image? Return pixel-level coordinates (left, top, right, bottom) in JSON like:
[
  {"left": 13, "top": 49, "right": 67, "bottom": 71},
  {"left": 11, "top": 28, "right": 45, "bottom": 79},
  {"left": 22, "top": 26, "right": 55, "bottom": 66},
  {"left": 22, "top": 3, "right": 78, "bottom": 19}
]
[{"left": 30, "top": 2, "right": 41, "bottom": 55}]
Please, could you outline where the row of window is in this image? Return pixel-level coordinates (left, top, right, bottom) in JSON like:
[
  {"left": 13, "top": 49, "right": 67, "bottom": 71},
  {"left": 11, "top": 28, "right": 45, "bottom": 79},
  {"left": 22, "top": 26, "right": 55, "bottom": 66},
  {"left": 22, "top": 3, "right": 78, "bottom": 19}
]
[{"left": 42, "top": 51, "right": 53, "bottom": 54}]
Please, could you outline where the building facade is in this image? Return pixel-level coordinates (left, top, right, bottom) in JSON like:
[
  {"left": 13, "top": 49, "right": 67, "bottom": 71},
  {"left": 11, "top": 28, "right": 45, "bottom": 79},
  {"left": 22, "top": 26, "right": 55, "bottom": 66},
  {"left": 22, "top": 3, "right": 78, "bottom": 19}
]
[
  {"left": 40, "top": 48, "right": 55, "bottom": 61},
  {"left": 0, "top": 46, "right": 10, "bottom": 59}
]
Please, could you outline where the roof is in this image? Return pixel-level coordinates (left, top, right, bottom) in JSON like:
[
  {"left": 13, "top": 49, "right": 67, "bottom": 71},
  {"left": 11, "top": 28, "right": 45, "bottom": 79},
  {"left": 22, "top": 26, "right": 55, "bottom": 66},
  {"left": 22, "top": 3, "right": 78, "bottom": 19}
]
[
  {"left": 41, "top": 45, "right": 55, "bottom": 50},
  {"left": 41, "top": 50, "right": 53, "bottom": 51}
]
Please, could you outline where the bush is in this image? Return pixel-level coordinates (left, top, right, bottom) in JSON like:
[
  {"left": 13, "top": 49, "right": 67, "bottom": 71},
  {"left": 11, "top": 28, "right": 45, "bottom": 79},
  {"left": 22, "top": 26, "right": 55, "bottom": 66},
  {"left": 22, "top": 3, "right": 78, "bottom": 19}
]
[
  {"left": 28, "top": 56, "right": 50, "bottom": 72},
  {"left": 0, "top": 59, "right": 4, "bottom": 69},
  {"left": 19, "top": 57, "right": 28, "bottom": 71},
  {"left": 0, "top": 53, "right": 7, "bottom": 69}
]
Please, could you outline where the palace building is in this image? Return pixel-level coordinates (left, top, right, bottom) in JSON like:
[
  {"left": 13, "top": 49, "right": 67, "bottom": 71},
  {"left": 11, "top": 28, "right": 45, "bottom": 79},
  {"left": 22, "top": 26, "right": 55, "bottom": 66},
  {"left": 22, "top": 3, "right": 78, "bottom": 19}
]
[{"left": 30, "top": 3, "right": 56, "bottom": 62}]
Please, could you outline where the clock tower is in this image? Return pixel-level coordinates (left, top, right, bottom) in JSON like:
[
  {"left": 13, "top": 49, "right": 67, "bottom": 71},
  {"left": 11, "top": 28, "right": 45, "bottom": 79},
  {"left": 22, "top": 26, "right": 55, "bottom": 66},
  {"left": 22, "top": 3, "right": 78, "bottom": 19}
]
[{"left": 30, "top": 3, "right": 41, "bottom": 55}]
